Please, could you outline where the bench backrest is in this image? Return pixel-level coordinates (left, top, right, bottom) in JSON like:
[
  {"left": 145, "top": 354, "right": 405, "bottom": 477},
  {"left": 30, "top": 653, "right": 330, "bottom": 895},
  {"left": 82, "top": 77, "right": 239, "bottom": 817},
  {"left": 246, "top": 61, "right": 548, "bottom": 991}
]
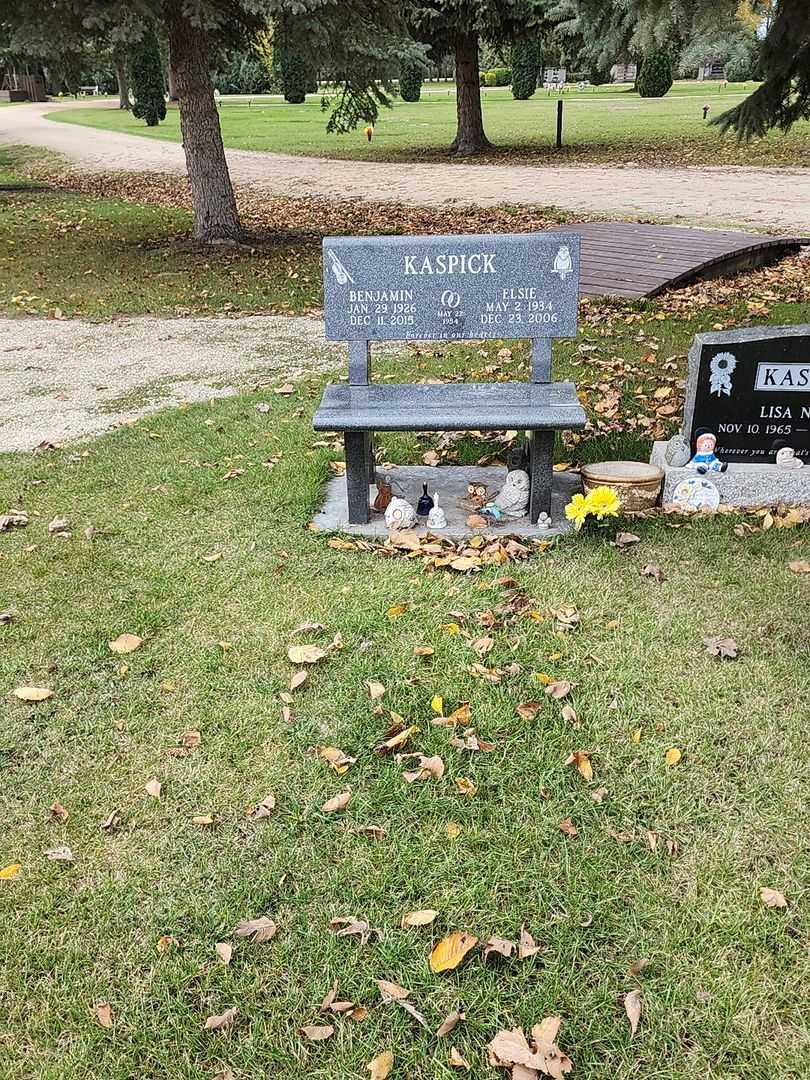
[{"left": 322, "top": 232, "right": 580, "bottom": 387}]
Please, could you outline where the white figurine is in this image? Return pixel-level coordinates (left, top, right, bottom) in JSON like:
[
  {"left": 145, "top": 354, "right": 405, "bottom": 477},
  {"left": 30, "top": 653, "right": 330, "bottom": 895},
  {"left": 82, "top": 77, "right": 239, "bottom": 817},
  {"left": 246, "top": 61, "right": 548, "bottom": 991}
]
[
  {"left": 775, "top": 445, "right": 803, "bottom": 470},
  {"left": 426, "top": 493, "right": 447, "bottom": 529},
  {"left": 664, "top": 432, "right": 691, "bottom": 468},
  {"left": 536, "top": 511, "right": 551, "bottom": 531},
  {"left": 484, "top": 469, "right": 530, "bottom": 520},
  {"left": 385, "top": 496, "right": 417, "bottom": 530}
]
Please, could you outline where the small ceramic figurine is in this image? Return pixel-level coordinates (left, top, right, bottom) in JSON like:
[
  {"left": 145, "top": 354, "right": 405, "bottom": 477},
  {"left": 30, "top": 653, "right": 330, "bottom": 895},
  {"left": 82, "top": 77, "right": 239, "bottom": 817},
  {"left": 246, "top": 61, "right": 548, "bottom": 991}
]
[
  {"left": 483, "top": 469, "right": 530, "bottom": 520},
  {"left": 416, "top": 483, "right": 434, "bottom": 518},
  {"left": 536, "top": 511, "right": 551, "bottom": 531},
  {"left": 372, "top": 474, "right": 394, "bottom": 513},
  {"left": 774, "top": 442, "right": 804, "bottom": 470},
  {"left": 664, "top": 432, "right": 692, "bottom": 468},
  {"left": 466, "top": 482, "right": 489, "bottom": 509},
  {"left": 687, "top": 430, "right": 727, "bottom": 475},
  {"left": 426, "top": 493, "right": 447, "bottom": 529},
  {"left": 385, "top": 497, "right": 417, "bottom": 530}
]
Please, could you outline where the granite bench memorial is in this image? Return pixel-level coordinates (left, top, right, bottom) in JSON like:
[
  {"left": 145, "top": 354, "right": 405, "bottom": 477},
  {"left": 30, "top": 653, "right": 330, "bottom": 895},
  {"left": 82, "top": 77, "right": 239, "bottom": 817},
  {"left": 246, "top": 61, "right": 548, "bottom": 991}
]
[
  {"left": 313, "top": 232, "right": 587, "bottom": 526},
  {"left": 652, "top": 323, "right": 810, "bottom": 508}
]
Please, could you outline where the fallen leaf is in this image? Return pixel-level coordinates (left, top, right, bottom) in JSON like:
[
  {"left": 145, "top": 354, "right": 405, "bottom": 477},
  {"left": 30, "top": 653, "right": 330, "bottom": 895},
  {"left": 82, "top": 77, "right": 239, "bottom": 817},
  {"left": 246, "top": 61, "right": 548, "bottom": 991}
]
[
  {"left": 43, "top": 843, "right": 74, "bottom": 862},
  {"left": 192, "top": 815, "right": 214, "bottom": 826},
  {"left": 430, "top": 931, "right": 478, "bottom": 973},
  {"left": 377, "top": 978, "right": 410, "bottom": 1001},
  {"left": 367, "top": 1050, "right": 394, "bottom": 1080},
  {"left": 639, "top": 564, "right": 665, "bottom": 583},
  {"left": 387, "top": 603, "right": 409, "bottom": 618},
  {"left": 401, "top": 909, "right": 438, "bottom": 928},
  {"left": 431, "top": 695, "right": 444, "bottom": 714},
  {"left": 156, "top": 934, "right": 177, "bottom": 955},
  {"left": 315, "top": 745, "right": 357, "bottom": 775},
  {"left": 446, "top": 822, "right": 462, "bottom": 839},
  {"left": 367, "top": 680, "right": 386, "bottom": 700},
  {"left": 290, "top": 669, "right": 308, "bottom": 690},
  {"left": 349, "top": 1005, "right": 370, "bottom": 1021},
  {"left": 625, "top": 989, "right": 641, "bottom": 1036},
  {"left": 216, "top": 942, "right": 233, "bottom": 964},
  {"left": 483, "top": 935, "right": 515, "bottom": 961},
  {"left": 664, "top": 747, "right": 682, "bottom": 767},
  {"left": 94, "top": 1002, "right": 113, "bottom": 1029},
  {"left": 449, "top": 1047, "right": 470, "bottom": 1070},
  {"left": 49, "top": 800, "right": 69, "bottom": 823},
  {"left": 108, "top": 633, "right": 143, "bottom": 655},
  {"left": 288, "top": 644, "right": 327, "bottom": 664},
  {"left": 201, "top": 551, "right": 224, "bottom": 563},
  {"left": 437, "top": 1010, "right": 465, "bottom": 1037},
  {"left": 629, "top": 958, "right": 650, "bottom": 976},
  {"left": 518, "top": 926, "right": 541, "bottom": 959},
  {"left": 329, "top": 916, "right": 375, "bottom": 944},
  {"left": 145, "top": 778, "right": 162, "bottom": 799},
  {"left": 359, "top": 824, "right": 386, "bottom": 840},
  {"left": 565, "top": 750, "right": 593, "bottom": 782},
  {"left": 760, "top": 886, "right": 787, "bottom": 909},
  {"left": 591, "top": 787, "right": 608, "bottom": 804},
  {"left": 561, "top": 704, "right": 577, "bottom": 725},
  {"left": 12, "top": 686, "right": 53, "bottom": 702},
  {"left": 251, "top": 794, "right": 276, "bottom": 819},
  {"left": 396, "top": 998, "right": 429, "bottom": 1028},
  {"left": 375, "top": 723, "right": 419, "bottom": 755},
  {"left": 788, "top": 560, "right": 810, "bottom": 574},
  {"left": 181, "top": 729, "right": 201, "bottom": 749},
  {"left": 400, "top": 753, "right": 445, "bottom": 782},
  {"left": 558, "top": 818, "right": 578, "bottom": 837},
  {"left": 516, "top": 701, "right": 541, "bottom": 721},
  {"left": 322, "top": 791, "right": 351, "bottom": 813},
  {"left": 703, "top": 635, "right": 738, "bottom": 659},
  {"left": 100, "top": 808, "right": 121, "bottom": 831},
  {"left": 234, "top": 915, "right": 277, "bottom": 943},
  {"left": 299, "top": 1024, "right": 334, "bottom": 1041},
  {"left": 454, "top": 776, "right": 477, "bottom": 796},
  {"left": 48, "top": 515, "right": 69, "bottom": 534},
  {"left": 414, "top": 645, "right": 434, "bottom": 657},
  {"left": 614, "top": 532, "right": 641, "bottom": 548},
  {"left": 545, "top": 680, "right": 571, "bottom": 700},
  {"left": 206, "top": 1007, "right": 238, "bottom": 1032}
]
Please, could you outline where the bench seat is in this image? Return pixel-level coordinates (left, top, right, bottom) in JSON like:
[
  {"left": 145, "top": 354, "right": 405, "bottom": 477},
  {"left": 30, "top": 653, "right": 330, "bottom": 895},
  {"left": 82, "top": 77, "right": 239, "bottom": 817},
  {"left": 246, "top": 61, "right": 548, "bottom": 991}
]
[{"left": 314, "top": 381, "right": 586, "bottom": 432}]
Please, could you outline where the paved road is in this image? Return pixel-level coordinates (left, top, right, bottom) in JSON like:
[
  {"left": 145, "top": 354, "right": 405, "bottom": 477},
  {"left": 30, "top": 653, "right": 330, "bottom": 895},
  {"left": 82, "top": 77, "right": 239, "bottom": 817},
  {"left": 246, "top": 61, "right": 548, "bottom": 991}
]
[{"left": 2, "top": 102, "right": 810, "bottom": 232}]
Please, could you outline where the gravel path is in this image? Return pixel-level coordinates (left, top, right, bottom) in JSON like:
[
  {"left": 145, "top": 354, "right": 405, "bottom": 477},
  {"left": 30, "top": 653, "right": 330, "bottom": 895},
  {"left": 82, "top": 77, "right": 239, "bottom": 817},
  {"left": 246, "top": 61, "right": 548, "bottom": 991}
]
[
  {"left": 3, "top": 102, "right": 810, "bottom": 232},
  {"left": 0, "top": 314, "right": 339, "bottom": 452}
]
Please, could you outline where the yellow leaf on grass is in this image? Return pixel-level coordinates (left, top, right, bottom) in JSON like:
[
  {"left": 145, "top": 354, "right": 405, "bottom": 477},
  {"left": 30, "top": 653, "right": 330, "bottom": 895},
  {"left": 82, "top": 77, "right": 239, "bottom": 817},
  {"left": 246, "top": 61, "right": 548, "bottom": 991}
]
[
  {"left": 108, "top": 633, "right": 144, "bottom": 655},
  {"left": 401, "top": 908, "right": 438, "bottom": 928},
  {"left": 565, "top": 751, "right": 593, "bottom": 781},
  {"left": 442, "top": 622, "right": 461, "bottom": 635},
  {"left": 0, "top": 863, "right": 21, "bottom": 880},
  {"left": 387, "top": 603, "right": 409, "bottom": 618},
  {"left": 455, "top": 777, "right": 477, "bottom": 796},
  {"left": 446, "top": 822, "right": 462, "bottom": 839},
  {"left": 287, "top": 644, "right": 327, "bottom": 665},
  {"left": 367, "top": 1051, "right": 394, "bottom": 1080},
  {"left": 430, "top": 931, "right": 478, "bottom": 973},
  {"left": 12, "top": 686, "right": 53, "bottom": 702},
  {"left": 665, "top": 747, "right": 682, "bottom": 767},
  {"left": 431, "top": 695, "right": 444, "bottom": 715},
  {"left": 631, "top": 727, "right": 642, "bottom": 744}
]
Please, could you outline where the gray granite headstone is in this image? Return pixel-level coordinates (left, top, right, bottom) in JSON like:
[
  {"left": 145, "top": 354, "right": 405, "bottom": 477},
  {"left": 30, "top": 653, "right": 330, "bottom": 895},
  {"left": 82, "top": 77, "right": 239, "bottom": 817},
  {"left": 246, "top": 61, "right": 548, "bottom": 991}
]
[
  {"left": 322, "top": 233, "right": 580, "bottom": 341},
  {"left": 683, "top": 324, "right": 810, "bottom": 464}
]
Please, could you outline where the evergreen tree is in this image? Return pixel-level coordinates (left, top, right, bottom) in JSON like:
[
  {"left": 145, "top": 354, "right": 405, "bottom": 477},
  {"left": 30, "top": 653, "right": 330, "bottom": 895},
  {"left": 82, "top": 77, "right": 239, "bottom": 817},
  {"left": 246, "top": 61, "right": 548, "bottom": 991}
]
[
  {"left": 636, "top": 49, "right": 672, "bottom": 97},
  {"left": 129, "top": 26, "right": 166, "bottom": 126},
  {"left": 399, "top": 61, "right": 423, "bottom": 101},
  {"left": 511, "top": 38, "right": 539, "bottom": 99},
  {"left": 277, "top": 46, "right": 308, "bottom": 103}
]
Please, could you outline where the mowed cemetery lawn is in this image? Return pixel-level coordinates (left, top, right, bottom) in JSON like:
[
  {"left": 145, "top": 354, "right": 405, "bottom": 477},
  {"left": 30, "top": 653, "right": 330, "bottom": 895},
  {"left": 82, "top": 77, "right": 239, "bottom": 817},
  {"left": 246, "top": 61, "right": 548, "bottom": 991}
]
[
  {"left": 51, "top": 81, "right": 810, "bottom": 167},
  {"left": 2, "top": 149, "right": 810, "bottom": 1080}
]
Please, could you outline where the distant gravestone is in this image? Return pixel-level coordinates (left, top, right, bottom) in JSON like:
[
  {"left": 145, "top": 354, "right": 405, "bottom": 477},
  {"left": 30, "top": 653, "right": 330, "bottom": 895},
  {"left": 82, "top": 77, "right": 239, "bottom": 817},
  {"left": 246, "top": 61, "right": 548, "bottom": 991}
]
[
  {"left": 683, "top": 325, "right": 810, "bottom": 463},
  {"left": 322, "top": 233, "right": 580, "bottom": 342}
]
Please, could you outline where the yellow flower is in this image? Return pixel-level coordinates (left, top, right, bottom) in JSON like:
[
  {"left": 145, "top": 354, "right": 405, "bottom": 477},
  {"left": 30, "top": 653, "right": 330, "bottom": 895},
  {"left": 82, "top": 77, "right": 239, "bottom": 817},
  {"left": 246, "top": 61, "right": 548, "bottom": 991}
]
[
  {"left": 564, "top": 492, "right": 589, "bottom": 531},
  {"left": 585, "top": 485, "right": 621, "bottom": 520}
]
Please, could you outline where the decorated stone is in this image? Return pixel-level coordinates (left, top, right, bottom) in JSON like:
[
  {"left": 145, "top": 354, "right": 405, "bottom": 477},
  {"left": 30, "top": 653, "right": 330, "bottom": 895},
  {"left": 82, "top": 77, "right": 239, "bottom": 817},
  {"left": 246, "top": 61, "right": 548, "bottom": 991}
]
[
  {"left": 671, "top": 476, "right": 721, "bottom": 512},
  {"left": 385, "top": 497, "right": 417, "bottom": 530},
  {"left": 775, "top": 443, "right": 804, "bottom": 470},
  {"left": 664, "top": 432, "right": 691, "bottom": 467}
]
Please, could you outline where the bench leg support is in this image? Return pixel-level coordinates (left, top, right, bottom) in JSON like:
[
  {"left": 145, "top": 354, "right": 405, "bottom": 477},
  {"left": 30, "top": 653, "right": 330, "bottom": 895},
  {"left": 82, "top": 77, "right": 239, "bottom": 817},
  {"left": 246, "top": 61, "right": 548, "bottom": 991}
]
[
  {"left": 529, "top": 430, "right": 554, "bottom": 524},
  {"left": 345, "top": 431, "right": 372, "bottom": 524}
]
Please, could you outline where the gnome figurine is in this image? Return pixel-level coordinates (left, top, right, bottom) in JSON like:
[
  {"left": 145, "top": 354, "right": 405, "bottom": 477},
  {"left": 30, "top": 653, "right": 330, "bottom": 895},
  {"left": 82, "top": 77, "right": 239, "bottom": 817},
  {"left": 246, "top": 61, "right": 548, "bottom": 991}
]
[
  {"left": 426, "top": 493, "right": 447, "bottom": 529},
  {"left": 385, "top": 497, "right": 417, "bottom": 530},
  {"left": 483, "top": 469, "right": 530, "bottom": 520}
]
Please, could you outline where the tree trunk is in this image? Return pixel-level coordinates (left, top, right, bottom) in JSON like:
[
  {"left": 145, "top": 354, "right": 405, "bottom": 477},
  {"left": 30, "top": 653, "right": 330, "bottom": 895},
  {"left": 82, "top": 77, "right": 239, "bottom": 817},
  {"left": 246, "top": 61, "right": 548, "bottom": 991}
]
[
  {"left": 114, "top": 51, "right": 129, "bottom": 110},
  {"left": 167, "top": 62, "right": 178, "bottom": 103},
  {"left": 451, "top": 31, "right": 491, "bottom": 155},
  {"left": 165, "top": 3, "right": 243, "bottom": 243}
]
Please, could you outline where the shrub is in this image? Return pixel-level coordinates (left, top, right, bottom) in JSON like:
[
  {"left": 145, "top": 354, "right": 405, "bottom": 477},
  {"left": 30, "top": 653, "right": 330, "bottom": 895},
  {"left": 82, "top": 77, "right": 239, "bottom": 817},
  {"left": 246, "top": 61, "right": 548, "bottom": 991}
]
[
  {"left": 399, "top": 63, "right": 422, "bottom": 102},
  {"left": 493, "top": 66, "right": 512, "bottom": 86},
  {"left": 637, "top": 50, "right": 673, "bottom": 98},
  {"left": 511, "top": 39, "right": 539, "bottom": 99},
  {"left": 129, "top": 26, "right": 166, "bottom": 126},
  {"left": 278, "top": 48, "right": 308, "bottom": 104}
]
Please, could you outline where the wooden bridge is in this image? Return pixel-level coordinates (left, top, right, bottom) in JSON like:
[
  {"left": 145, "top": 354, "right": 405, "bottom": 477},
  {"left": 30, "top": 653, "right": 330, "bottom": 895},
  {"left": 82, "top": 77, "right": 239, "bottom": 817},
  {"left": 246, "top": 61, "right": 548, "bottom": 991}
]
[{"left": 572, "top": 222, "right": 807, "bottom": 299}]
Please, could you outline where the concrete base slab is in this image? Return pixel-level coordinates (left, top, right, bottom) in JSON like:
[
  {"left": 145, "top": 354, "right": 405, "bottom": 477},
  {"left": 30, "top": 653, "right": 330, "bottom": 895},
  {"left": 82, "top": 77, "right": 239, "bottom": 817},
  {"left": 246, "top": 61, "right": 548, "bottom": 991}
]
[
  {"left": 651, "top": 442, "right": 810, "bottom": 507},
  {"left": 312, "top": 465, "right": 582, "bottom": 538}
]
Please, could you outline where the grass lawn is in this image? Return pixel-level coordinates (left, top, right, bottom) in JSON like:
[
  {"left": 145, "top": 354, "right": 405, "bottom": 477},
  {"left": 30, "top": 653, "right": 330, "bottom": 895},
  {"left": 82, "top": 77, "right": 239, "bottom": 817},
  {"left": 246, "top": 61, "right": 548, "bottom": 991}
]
[
  {"left": 50, "top": 81, "right": 810, "bottom": 168},
  {"left": 1, "top": 146, "right": 810, "bottom": 1080}
]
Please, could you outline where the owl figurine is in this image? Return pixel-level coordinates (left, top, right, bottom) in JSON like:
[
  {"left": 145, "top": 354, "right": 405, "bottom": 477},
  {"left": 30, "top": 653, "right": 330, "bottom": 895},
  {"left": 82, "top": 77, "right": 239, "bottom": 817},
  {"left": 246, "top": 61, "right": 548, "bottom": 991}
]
[
  {"left": 426, "top": 493, "right": 447, "bottom": 529},
  {"left": 664, "top": 432, "right": 691, "bottom": 467},
  {"left": 385, "top": 496, "right": 417, "bottom": 530},
  {"left": 484, "top": 469, "right": 530, "bottom": 520}
]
